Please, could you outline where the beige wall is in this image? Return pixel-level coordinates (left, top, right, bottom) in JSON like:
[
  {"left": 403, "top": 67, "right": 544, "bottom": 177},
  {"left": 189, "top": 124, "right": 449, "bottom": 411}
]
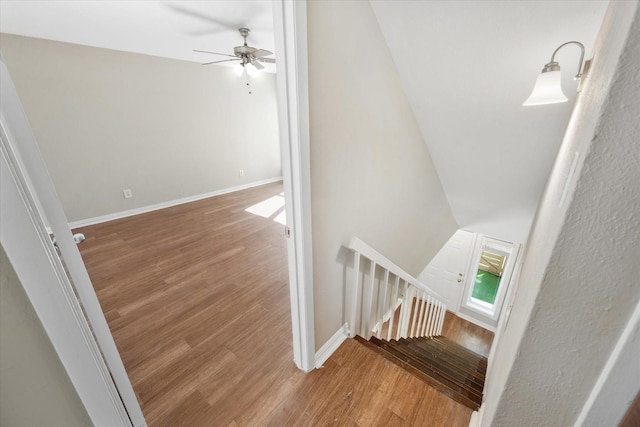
[
  {"left": 307, "top": 1, "right": 457, "bottom": 348},
  {"left": 0, "top": 245, "right": 92, "bottom": 426},
  {"left": 0, "top": 34, "right": 281, "bottom": 222}
]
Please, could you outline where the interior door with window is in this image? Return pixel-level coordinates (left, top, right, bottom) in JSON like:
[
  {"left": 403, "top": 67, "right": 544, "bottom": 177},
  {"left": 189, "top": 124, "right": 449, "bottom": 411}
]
[{"left": 458, "top": 236, "right": 519, "bottom": 330}]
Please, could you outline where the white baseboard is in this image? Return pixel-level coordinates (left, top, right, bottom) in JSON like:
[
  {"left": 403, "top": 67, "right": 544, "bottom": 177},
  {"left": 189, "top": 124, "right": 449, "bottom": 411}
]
[
  {"left": 69, "top": 177, "right": 283, "bottom": 229},
  {"left": 456, "top": 311, "right": 497, "bottom": 333},
  {"left": 315, "top": 324, "right": 348, "bottom": 369},
  {"left": 469, "top": 405, "right": 484, "bottom": 427}
]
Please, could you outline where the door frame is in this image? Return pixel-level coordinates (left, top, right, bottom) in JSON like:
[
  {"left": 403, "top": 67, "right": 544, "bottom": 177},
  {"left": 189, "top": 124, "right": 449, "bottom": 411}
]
[
  {"left": 272, "top": 0, "right": 315, "bottom": 372},
  {"left": 458, "top": 236, "right": 520, "bottom": 329}
]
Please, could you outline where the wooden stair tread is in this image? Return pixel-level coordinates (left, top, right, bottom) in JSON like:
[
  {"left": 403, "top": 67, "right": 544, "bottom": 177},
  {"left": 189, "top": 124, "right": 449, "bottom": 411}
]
[
  {"left": 391, "top": 340, "right": 484, "bottom": 393},
  {"left": 431, "top": 336, "right": 488, "bottom": 367},
  {"left": 401, "top": 337, "right": 487, "bottom": 376},
  {"left": 370, "top": 337, "right": 483, "bottom": 399},
  {"left": 359, "top": 335, "right": 487, "bottom": 410},
  {"left": 401, "top": 340, "right": 485, "bottom": 387}
]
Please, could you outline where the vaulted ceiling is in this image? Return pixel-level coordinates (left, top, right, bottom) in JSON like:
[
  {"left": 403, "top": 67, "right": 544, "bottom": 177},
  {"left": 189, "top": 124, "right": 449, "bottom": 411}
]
[
  {"left": 0, "top": 0, "right": 609, "bottom": 243},
  {"left": 370, "top": 1, "right": 608, "bottom": 243}
]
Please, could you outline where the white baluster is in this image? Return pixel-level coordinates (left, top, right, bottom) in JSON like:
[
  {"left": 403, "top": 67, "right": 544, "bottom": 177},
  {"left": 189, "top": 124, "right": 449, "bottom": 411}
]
[
  {"left": 349, "top": 252, "right": 361, "bottom": 338},
  {"left": 422, "top": 296, "right": 430, "bottom": 337},
  {"left": 396, "top": 280, "right": 406, "bottom": 340},
  {"left": 363, "top": 260, "right": 377, "bottom": 338},
  {"left": 415, "top": 292, "right": 424, "bottom": 337},
  {"left": 422, "top": 295, "right": 431, "bottom": 337},
  {"left": 421, "top": 293, "right": 429, "bottom": 336},
  {"left": 410, "top": 288, "right": 421, "bottom": 338},
  {"left": 436, "top": 302, "right": 446, "bottom": 336},
  {"left": 376, "top": 269, "right": 390, "bottom": 338},
  {"left": 398, "top": 281, "right": 412, "bottom": 339},
  {"left": 387, "top": 275, "right": 399, "bottom": 341},
  {"left": 431, "top": 302, "right": 436, "bottom": 336},
  {"left": 429, "top": 297, "right": 438, "bottom": 336}
]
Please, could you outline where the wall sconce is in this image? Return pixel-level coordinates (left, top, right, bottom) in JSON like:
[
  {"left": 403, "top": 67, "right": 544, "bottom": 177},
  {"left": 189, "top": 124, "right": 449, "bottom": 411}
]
[{"left": 523, "top": 41, "right": 591, "bottom": 106}]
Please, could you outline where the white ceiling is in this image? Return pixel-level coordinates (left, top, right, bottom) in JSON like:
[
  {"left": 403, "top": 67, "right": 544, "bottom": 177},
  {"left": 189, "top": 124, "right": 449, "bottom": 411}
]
[
  {"left": 0, "top": 0, "right": 609, "bottom": 243},
  {"left": 370, "top": 0, "right": 608, "bottom": 242},
  {"left": 0, "top": 0, "right": 276, "bottom": 71}
]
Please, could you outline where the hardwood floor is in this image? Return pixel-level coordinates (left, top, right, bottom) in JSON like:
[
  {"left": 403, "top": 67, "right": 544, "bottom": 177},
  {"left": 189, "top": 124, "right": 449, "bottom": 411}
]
[
  {"left": 75, "top": 182, "right": 492, "bottom": 426},
  {"left": 441, "top": 312, "right": 494, "bottom": 358}
]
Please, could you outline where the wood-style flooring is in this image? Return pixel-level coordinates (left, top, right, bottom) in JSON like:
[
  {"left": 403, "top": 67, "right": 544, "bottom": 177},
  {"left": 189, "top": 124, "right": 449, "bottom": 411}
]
[{"left": 75, "top": 181, "right": 493, "bottom": 426}]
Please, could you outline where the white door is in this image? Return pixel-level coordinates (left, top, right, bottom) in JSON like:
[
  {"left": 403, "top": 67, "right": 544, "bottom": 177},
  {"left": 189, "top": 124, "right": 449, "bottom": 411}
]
[
  {"left": 419, "top": 229, "right": 475, "bottom": 310},
  {"left": 1, "top": 59, "right": 145, "bottom": 426}
]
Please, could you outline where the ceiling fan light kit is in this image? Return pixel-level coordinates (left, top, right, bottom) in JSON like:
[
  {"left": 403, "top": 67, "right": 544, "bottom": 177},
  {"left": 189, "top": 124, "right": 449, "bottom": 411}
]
[{"left": 523, "top": 41, "right": 591, "bottom": 106}]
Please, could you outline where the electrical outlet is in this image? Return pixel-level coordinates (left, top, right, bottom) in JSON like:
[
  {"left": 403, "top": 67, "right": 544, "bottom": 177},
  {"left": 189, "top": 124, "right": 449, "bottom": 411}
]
[
  {"left": 123, "top": 189, "right": 133, "bottom": 199},
  {"left": 239, "top": 169, "right": 244, "bottom": 177}
]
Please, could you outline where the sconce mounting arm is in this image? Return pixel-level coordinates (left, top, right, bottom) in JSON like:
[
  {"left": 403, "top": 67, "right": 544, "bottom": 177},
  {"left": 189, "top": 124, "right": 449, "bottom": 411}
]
[{"left": 549, "top": 41, "right": 585, "bottom": 80}]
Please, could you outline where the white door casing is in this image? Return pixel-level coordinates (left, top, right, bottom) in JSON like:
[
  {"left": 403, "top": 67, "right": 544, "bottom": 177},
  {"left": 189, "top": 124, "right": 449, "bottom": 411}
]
[
  {"left": 272, "top": 0, "right": 315, "bottom": 372},
  {"left": 458, "top": 237, "right": 520, "bottom": 330}
]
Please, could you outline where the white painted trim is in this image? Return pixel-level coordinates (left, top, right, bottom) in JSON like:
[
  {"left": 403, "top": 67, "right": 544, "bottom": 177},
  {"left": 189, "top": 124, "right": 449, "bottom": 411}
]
[
  {"left": 68, "top": 177, "right": 283, "bottom": 229},
  {"left": 1, "top": 59, "right": 139, "bottom": 426},
  {"left": 458, "top": 236, "right": 519, "bottom": 330},
  {"left": 469, "top": 405, "right": 484, "bottom": 427},
  {"left": 573, "top": 298, "right": 640, "bottom": 426},
  {"left": 315, "top": 324, "right": 349, "bottom": 369},
  {"left": 456, "top": 311, "right": 497, "bottom": 333},
  {"left": 348, "top": 237, "right": 446, "bottom": 301},
  {"left": 273, "top": 0, "right": 315, "bottom": 372}
]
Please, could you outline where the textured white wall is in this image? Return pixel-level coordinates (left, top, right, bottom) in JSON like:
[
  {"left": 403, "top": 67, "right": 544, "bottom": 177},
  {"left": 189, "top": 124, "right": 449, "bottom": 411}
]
[
  {"left": 307, "top": 0, "right": 457, "bottom": 349},
  {"left": 482, "top": 2, "right": 640, "bottom": 425},
  {"left": 0, "top": 34, "right": 281, "bottom": 222},
  {"left": 0, "top": 246, "right": 91, "bottom": 426}
]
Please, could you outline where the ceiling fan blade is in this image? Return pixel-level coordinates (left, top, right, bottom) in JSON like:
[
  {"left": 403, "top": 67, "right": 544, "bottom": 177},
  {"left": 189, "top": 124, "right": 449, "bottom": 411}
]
[
  {"left": 202, "top": 58, "right": 241, "bottom": 66},
  {"left": 193, "top": 49, "right": 236, "bottom": 58},
  {"left": 256, "top": 57, "right": 276, "bottom": 64},
  {"left": 252, "top": 49, "right": 273, "bottom": 58},
  {"left": 251, "top": 60, "right": 265, "bottom": 70}
]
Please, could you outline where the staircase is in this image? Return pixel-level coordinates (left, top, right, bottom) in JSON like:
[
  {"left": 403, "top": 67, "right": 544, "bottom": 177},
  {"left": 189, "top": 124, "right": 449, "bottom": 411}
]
[
  {"left": 357, "top": 335, "right": 487, "bottom": 410},
  {"left": 345, "top": 237, "right": 488, "bottom": 411}
]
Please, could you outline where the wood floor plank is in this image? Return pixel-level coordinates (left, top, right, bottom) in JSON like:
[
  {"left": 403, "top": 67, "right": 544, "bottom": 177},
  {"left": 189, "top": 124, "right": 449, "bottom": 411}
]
[{"left": 75, "top": 181, "right": 488, "bottom": 426}]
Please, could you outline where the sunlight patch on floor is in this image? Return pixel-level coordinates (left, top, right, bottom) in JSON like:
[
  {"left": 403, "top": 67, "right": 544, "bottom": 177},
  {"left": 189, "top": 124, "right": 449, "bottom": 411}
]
[
  {"left": 273, "top": 209, "right": 287, "bottom": 225},
  {"left": 245, "top": 194, "right": 287, "bottom": 225}
]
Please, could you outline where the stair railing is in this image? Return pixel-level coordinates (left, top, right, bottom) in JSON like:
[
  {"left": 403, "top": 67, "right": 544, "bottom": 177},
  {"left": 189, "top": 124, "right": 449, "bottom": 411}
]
[{"left": 346, "top": 237, "right": 447, "bottom": 342}]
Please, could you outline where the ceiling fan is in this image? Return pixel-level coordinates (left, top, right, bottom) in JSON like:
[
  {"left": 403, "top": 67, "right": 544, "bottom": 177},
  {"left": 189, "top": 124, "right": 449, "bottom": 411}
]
[{"left": 194, "top": 28, "right": 275, "bottom": 77}]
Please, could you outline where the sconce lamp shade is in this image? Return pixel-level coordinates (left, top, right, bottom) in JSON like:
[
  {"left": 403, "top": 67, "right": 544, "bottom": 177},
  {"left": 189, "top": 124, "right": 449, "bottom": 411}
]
[
  {"left": 523, "top": 41, "right": 587, "bottom": 106},
  {"left": 523, "top": 69, "right": 568, "bottom": 106}
]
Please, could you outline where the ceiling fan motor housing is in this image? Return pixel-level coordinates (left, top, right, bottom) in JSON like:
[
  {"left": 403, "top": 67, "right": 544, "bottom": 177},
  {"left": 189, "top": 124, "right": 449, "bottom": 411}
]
[{"left": 234, "top": 45, "right": 258, "bottom": 56}]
